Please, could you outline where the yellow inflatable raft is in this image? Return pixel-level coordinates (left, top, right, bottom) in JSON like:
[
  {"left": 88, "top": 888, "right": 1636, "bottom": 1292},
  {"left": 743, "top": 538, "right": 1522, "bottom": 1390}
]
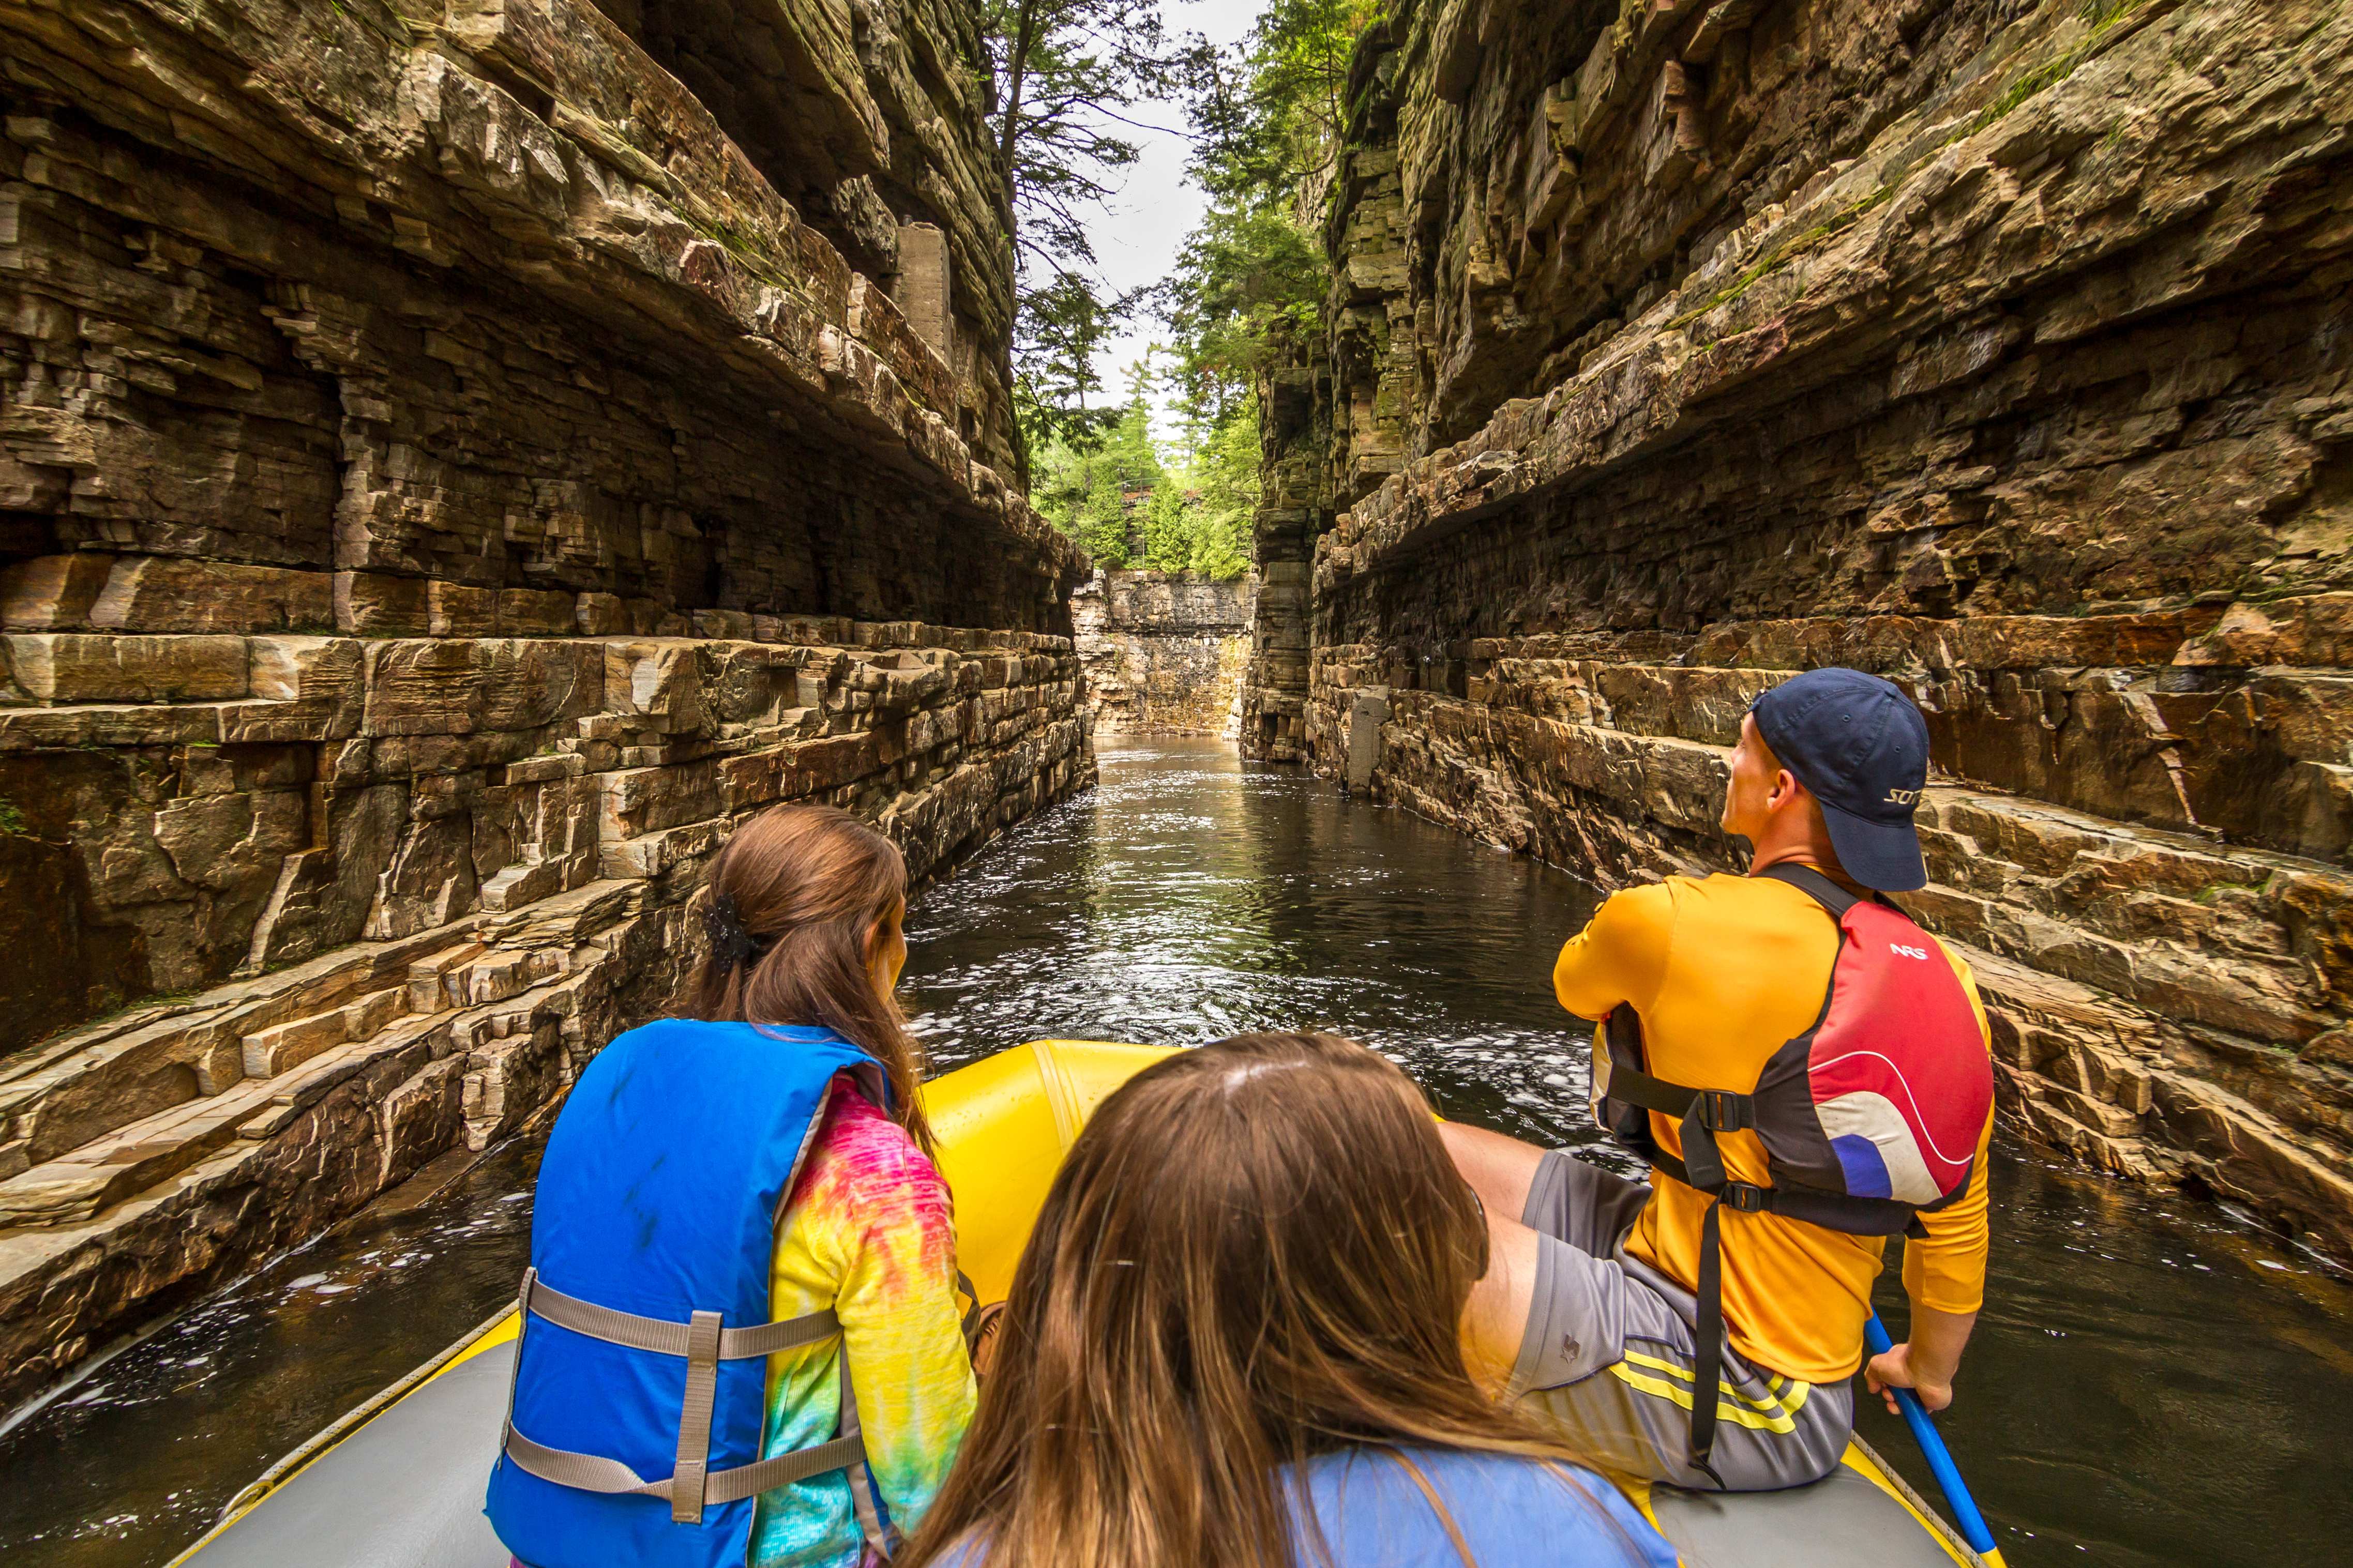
[{"left": 172, "top": 1041, "right": 1987, "bottom": 1568}]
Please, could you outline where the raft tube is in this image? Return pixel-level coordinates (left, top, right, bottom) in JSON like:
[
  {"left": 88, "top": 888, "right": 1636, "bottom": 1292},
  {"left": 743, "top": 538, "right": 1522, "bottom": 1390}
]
[{"left": 173, "top": 1040, "right": 1987, "bottom": 1568}]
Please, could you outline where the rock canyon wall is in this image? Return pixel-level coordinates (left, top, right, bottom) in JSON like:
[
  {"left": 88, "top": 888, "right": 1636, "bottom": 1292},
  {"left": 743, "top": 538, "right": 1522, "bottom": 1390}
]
[
  {"left": 0, "top": 0, "right": 1090, "bottom": 1402},
  {"left": 1074, "top": 569, "right": 1254, "bottom": 735},
  {"left": 1250, "top": 0, "right": 2353, "bottom": 1255}
]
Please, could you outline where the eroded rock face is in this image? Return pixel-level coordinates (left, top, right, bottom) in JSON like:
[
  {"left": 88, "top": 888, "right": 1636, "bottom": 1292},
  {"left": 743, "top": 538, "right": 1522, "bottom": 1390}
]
[
  {"left": 0, "top": 0, "right": 1094, "bottom": 1399},
  {"left": 581, "top": 0, "right": 1020, "bottom": 469},
  {"left": 1074, "top": 570, "right": 1256, "bottom": 736},
  {"left": 1253, "top": 0, "right": 2353, "bottom": 1253},
  {"left": 0, "top": 620, "right": 1090, "bottom": 1405}
]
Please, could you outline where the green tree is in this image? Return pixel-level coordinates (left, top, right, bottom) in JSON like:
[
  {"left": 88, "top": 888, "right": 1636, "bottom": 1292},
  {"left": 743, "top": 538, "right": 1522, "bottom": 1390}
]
[
  {"left": 1028, "top": 354, "right": 1256, "bottom": 581},
  {"left": 1189, "top": 0, "right": 1374, "bottom": 205},
  {"left": 1028, "top": 391, "right": 1164, "bottom": 567},
  {"left": 1137, "top": 401, "right": 1257, "bottom": 577},
  {"left": 981, "top": 0, "right": 1199, "bottom": 455},
  {"left": 1159, "top": 202, "right": 1326, "bottom": 424},
  {"left": 1012, "top": 270, "right": 1123, "bottom": 449},
  {"left": 1000, "top": 0, "right": 1374, "bottom": 576},
  {"left": 1155, "top": 0, "right": 1372, "bottom": 440}
]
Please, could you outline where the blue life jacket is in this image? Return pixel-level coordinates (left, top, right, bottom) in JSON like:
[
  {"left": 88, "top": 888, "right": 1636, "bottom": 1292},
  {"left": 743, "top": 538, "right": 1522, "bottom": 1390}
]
[{"left": 484, "top": 1019, "right": 898, "bottom": 1568}]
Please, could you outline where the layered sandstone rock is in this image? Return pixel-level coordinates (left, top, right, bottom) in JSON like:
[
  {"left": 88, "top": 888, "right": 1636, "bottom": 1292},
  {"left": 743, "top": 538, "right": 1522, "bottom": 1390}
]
[
  {"left": 0, "top": 0, "right": 1092, "bottom": 1399},
  {"left": 1256, "top": 0, "right": 2353, "bottom": 1252},
  {"left": 581, "top": 0, "right": 1020, "bottom": 469},
  {"left": 1074, "top": 569, "right": 1255, "bottom": 736},
  {"left": 0, "top": 620, "right": 1087, "bottom": 1404}
]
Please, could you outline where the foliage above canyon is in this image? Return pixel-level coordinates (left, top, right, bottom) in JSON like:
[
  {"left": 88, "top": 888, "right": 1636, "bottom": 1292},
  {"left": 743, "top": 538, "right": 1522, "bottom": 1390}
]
[
  {"left": 1020, "top": 0, "right": 1370, "bottom": 578},
  {"left": 1158, "top": 0, "right": 1366, "bottom": 421},
  {"left": 1029, "top": 384, "right": 1256, "bottom": 578}
]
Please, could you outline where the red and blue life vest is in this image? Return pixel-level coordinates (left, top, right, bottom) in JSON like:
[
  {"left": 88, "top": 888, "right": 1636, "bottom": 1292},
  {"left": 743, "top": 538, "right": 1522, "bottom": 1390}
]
[
  {"left": 1593, "top": 864, "right": 1993, "bottom": 1481},
  {"left": 484, "top": 1019, "right": 898, "bottom": 1568}
]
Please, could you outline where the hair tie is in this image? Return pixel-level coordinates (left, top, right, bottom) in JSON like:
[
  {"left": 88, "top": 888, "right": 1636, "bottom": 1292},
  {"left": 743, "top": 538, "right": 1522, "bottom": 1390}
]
[{"left": 702, "top": 892, "right": 767, "bottom": 971}]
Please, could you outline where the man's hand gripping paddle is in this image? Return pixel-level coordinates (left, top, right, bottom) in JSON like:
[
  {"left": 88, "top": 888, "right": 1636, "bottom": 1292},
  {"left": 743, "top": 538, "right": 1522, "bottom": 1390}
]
[{"left": 1864, "top": 1312, "right": 2008, "bottom": 1568}]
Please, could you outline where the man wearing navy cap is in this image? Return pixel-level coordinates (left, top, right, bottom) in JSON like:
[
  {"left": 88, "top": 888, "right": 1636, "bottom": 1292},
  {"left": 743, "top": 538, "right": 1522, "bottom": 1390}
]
[{"left": 1441, "top": 668, "right": 1996, "bottom": 1491}]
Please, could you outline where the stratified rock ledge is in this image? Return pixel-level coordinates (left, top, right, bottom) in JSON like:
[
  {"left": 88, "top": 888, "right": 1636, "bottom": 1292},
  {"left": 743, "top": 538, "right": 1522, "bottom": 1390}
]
[
  {"left": 0, "top": 0, "right": 1095, "bottom": 1404},
  {"left": 1248, "top": 0, "right": 2353, "bottom": 1256},
  {"left": 1075, "top": 570, "right": 1256, "bottom": 737}
]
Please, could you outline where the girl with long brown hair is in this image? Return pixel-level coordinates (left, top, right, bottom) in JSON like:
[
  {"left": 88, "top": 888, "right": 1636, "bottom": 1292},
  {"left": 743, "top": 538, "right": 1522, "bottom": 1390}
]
[
  {"left": 488, "top": 804, "right": 972, "bottom": 1568},
  {"left": 901, "top": 1033, "right": 1676, "bottom": 1568}
]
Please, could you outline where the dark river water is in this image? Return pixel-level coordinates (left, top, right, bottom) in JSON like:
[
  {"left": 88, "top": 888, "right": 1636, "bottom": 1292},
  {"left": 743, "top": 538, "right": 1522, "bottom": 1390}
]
[{"left": 4, "top": 738, "right": 2350, "bottom": 1566}]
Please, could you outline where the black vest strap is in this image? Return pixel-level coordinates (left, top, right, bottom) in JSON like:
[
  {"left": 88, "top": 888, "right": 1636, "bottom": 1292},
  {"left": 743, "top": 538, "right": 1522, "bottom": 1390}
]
[
  {"left": 1640, "top": 1144, "right": 1930, "bottom": 1482},
  {"left": 1647, "top": 1160, "right": 1926, "bottom": 1238},
  {"left": 1753, "top": 860, "right": 1862, "bottom": 917},
  {"left": 1668, "top": 1170, "right": 1932, "bottom": 1480},
  {"left": 1691, "top": 1197, "right": 1729, "bottom": 1485},
  {"left": 1602, "top": 1063, "right": 1754, "bottom": 1130}
]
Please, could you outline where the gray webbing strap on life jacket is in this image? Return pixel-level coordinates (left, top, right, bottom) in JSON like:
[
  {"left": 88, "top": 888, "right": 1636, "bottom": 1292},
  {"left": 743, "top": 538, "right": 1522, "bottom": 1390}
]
[
  {"left": 503, "top": 1425, "right": 872, "bottom": 1506},
  {"left": 522, "top": 1269, "right": 848, "bottom": 1359},
  {"left": 672, "top": 1308, "right": 721, "bottom": 1522},
  {"left": 502, "top": 1267, "right": 871, "bottom": 1527},
  {"left": 836, "top": 1353, "right": 902, "bottom": 1557}
]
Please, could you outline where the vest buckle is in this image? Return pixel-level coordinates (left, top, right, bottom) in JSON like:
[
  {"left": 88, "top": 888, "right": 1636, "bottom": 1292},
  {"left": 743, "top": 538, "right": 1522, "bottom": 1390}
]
[
  {"left": 1698, "top": 1090, "right": 1753, "bottom": 1132},
  {"left": 1720, "top": 1181, "right": 1772, "bottom": 1214}
]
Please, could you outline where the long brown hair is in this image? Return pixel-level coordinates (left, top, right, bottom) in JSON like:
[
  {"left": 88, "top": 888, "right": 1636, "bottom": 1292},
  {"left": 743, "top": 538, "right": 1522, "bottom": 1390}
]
[
  {"left": 903, "top": 1033, "right": 1615, "bottom": 1568},
  {"left": 686, "top": 804, "right": 932, "bottom": 1153}
]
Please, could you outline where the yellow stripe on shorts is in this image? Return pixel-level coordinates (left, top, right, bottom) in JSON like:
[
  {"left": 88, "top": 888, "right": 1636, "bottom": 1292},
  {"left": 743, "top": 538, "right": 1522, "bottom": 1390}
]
[{"left": 1610, "top": 1349, "right": 1812, "bottom": 1433}]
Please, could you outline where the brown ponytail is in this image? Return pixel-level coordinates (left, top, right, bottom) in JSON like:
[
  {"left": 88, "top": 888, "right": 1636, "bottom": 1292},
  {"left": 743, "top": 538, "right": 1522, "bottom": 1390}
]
[{"left": 686, "top": 804, "right": 934, "bottom": 1155}]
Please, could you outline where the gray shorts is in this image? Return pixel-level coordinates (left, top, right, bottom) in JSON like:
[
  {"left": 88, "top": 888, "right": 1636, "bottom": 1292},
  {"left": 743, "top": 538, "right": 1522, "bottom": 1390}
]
[{"left": 1507, "top": 1151, "right": 1852, "bottom": 1491}]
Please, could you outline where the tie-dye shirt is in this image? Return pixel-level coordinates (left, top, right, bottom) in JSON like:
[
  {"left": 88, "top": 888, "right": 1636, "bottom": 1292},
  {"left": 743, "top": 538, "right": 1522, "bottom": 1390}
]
[{"left": 751, "top": 1077, "right": 976, "bottom": 1568}]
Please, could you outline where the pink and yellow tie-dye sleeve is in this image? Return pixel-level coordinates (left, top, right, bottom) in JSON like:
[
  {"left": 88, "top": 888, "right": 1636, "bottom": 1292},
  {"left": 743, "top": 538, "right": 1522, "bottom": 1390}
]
[{"left": 751, "top": 1079, "right": 976, "bottom": 1568}]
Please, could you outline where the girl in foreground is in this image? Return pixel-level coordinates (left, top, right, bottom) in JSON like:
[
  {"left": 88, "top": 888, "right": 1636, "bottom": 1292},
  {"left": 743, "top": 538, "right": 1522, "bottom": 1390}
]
[
  {"left": 488, "top": 805, "right": 973, "bottom": 1568},
  {"left": 903, "top": 1032, "right": 1677, "bottom": 1568}
]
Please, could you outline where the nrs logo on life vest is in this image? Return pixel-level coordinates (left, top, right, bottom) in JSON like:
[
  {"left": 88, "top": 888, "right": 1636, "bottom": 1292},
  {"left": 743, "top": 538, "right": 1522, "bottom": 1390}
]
[{"left": 1889, "top": 942, "right": 1929, "bottom": 960}]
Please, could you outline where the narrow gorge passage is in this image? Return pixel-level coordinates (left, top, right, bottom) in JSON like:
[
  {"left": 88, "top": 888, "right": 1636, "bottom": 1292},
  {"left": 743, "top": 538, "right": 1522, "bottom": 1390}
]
[
  {"left": 1243, "top": 0, "right": 2353, "bottom": 1266},
  {"left": 7, "top": 0, "right": 2353, "bottom": 1559},
  {"left": 6, "top": 742, "right": 2348, "bottom": 1568}
]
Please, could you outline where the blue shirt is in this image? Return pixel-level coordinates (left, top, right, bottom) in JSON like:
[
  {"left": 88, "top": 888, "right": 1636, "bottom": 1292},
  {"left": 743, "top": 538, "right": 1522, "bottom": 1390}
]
[
  {"left": 934, "top": 1445, "right": 1679, "bottom": 1568},
  {"left": 1289, "top": 1447, "right": 1678, "bottom": 1568}
]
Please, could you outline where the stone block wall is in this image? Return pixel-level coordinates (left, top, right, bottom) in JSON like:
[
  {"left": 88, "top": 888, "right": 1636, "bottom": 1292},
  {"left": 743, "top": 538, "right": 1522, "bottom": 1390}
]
[
  {"left": 0, "top": 0, "right": 1094, "bottom": 1401},
  {"left": 1256, "top": 0, "right": 2353, "bottom": 1253},
  {"left": 1074, "top": 569, "right": 1255, "bottom": 736}
]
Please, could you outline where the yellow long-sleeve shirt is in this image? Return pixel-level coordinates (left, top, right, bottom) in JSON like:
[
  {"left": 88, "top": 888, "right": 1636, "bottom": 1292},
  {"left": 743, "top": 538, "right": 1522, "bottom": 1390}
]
[{"left": 1553, "top": 872, "right": 1994, "bottom": 1385}]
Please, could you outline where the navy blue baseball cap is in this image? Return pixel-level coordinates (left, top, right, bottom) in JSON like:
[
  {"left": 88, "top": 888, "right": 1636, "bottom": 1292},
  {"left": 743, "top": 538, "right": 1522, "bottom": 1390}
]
[{"left": 1749, "top": 668, "right": 1930, "bottom": 891}]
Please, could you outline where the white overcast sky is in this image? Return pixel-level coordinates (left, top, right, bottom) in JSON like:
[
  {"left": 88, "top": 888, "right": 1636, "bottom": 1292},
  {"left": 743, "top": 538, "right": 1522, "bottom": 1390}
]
[{"left": 1077, "top": 0, "right": 1264, "bottom": 425}]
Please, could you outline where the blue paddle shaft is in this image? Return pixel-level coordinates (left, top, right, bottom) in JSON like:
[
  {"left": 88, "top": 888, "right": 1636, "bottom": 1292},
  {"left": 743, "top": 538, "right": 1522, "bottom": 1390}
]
[{"left": 1864, "top": 1312, "right": 1999, "bottom": 1557}]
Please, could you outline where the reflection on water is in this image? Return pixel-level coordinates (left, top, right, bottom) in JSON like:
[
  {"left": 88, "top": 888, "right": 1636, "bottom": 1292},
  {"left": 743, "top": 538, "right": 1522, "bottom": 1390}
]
[
  {"left": 0, "top": 1132, "right": 546, "bottom": 1567},
  {"left": 903, "top": 738, "right": 1612, "bottom": 1154},
  {"left": 4, "top": 738, "right": 2349, "bottom": 1567},
  {"left": 1899, "top": 1158, "right": 2353, "bottom": 1566}
]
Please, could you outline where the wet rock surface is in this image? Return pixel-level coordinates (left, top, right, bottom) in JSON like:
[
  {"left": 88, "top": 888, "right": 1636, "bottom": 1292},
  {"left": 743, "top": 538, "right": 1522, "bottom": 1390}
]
[
  {"left": 1073, "top": 569, "right": 1255, "bottom": 736},
  {"left": 1246, "top": 0, "right": 2353, "bottom": 1252},
  {"left": 0, "top": 0, "right": 1093, "bottom": 1403}
]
